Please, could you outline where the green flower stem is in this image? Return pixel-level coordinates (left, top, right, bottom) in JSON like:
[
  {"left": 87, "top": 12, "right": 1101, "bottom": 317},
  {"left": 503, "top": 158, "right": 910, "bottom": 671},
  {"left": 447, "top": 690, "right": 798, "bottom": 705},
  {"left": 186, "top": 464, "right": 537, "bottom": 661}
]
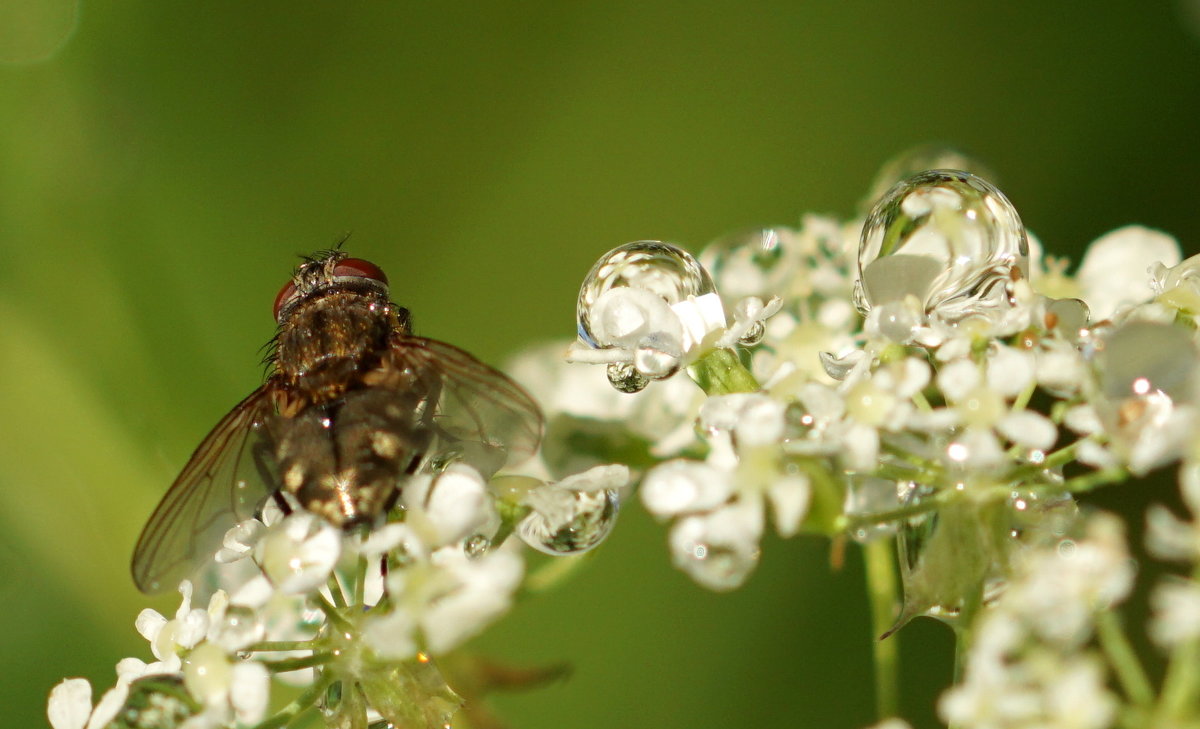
[
  {"left": 327, "top": 574, "right": 348, "bottom": 609},
  {"left": 687, "top": 347, "right": 759, "bottom": 395},
  {"left": 522, "top": 553, "right": 592, "bottom": 596},
  {"left": 314, "top": 593, "right": 354, "bottom": 633},
  {"left": 863, "top": 538, "right": 900, "bottom": 720},
  {"left": 1160, "top": 563, "right": 1200, "bottom": 719},
  {"left": 1095, "top": 610, "right": 1154, "bottom": 708},
  {"left": 249, "top": 640, "right": 321, "bottom": 652},
  {"left": 251, "top": 671, "right": 335, "bottom": 729},
  {"left": 1056, "top": 467, "right": 1128, "bottom": 495},
  {"left": 1160, "top": 637, "right": 1200, "bottom": 719},
  {"left": 260, "top": 653, "right": 338, "bottom": 673}
]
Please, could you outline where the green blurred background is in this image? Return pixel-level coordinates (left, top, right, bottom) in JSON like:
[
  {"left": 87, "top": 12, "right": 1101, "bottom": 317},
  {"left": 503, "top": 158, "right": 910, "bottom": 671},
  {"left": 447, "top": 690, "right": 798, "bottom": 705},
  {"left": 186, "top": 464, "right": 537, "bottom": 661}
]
[{"left": 3, "top": 2, "right": 1199, "bottom": 727}]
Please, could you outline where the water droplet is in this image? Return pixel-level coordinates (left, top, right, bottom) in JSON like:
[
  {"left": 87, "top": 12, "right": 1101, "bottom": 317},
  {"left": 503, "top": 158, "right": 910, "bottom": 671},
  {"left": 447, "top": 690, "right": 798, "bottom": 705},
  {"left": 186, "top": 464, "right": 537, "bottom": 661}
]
[
  {"left": 1044, "top": 298, "right": 1090, "bottom": 344},
  {"left": 856, "top": 170, "right": 1028, "bottom": 322},
  {"left": 577, "top": 241, "right": 717, "bottom": 348},
  {"left": 464, "top": 534, "right": 490, "bottom": 558},
  {"left": 843, "top": 476, "right": 905, "bottom": 543},
  {"left": 606, "top": 361, "right": 649, "bottom": 393},
  {"left": 699, "top": 227, "right": 794, "bottom": 302},
  {"left": 518, "top": 488, "right": 620, "bottom": 555},
  {"left": 738, "top": 320, "right": 766, "bottom": 347},
  {"left": 214, "top": 605, "right": 264, "bottom": 652},
  {"left": 861, "top": 146, "right": 996, "bottom": 213}
]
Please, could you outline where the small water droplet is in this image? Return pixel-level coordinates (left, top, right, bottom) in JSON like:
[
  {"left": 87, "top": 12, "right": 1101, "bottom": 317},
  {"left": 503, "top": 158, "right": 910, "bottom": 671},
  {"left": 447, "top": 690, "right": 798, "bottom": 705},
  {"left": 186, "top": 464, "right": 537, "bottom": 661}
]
[
  {"left": 518, "top": 488, "right": 620, "bottom": 555},
  {"left": 607, "top": 362, "right": 649, "bottom": 393},
  {"left": 214, "top": 605, "right": 263, "bottom": 651},
  {"left": 464, "top": 534, "right": 490, "bottom": 558},
  {"left": 843, "top": 476, "right": 905, "bottom": 543},
  {"left": 577, "top": 241, "right": 717, "bottom": 348},
  {"left": 738, "top": 320, "right": 766, "bottom": 346},
  {"left": 856, "top": 170, "right": 1028, "bottom": 322},
  {"left": 1044, "top": 298, "right": 1090, "bottom": 344}
]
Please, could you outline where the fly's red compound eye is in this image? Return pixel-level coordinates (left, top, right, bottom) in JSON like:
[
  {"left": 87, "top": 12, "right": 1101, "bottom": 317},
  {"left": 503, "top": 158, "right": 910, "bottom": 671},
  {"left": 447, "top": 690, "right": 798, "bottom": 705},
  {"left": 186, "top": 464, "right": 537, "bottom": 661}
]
[
  {"left": 273, "top": 279, "right": 297, "bottom": 322},
  {"left": 333, "top": 257, "right": 389, "bottom": 286}
]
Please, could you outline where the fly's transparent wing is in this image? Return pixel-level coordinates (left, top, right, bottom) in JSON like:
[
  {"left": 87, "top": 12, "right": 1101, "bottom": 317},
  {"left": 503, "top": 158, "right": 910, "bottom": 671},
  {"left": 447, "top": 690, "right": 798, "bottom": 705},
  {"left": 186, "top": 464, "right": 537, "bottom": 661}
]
[
  {"left": 390, "top": 336, "right": 543, "bottom": 476},
  {"left": 131, "top": 387, "right": 276, "bottom": 594}
]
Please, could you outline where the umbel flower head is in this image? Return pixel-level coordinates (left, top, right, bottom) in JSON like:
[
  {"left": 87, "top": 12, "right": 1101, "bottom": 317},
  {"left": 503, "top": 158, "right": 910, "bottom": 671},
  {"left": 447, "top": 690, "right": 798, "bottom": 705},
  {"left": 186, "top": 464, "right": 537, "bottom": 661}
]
[
  {"left": 545, "top": 160, "right": 1198, "bottom": 613},
  {"left": 51, "top": 150, "right": 1200, "bottom": 728},
  {"left": 51, "top": 456, "right": 629, "bottom": 729}
]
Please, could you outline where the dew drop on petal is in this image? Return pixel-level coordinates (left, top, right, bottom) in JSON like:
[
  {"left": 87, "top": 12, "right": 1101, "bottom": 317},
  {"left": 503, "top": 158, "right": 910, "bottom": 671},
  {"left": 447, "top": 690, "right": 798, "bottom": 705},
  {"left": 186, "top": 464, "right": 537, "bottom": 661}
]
[
  {"left": 577, "top": 241, "right": 717, "bottom": 348},
  {"left": 856, "top": 170, "right": 1028, "bottom": 321},
  {"left": 517, "top": 488, "right": 620, "bottom": 555}
]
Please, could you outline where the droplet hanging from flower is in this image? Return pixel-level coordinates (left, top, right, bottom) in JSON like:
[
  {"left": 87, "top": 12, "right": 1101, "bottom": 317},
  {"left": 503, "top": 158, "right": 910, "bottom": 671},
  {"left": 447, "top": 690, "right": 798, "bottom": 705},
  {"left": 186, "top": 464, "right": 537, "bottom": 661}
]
[
  {"left": 855, "top": 170, "right": 1029, "bottom": 323},
  {"left": 574, "top": 241, "right": 723, "bottom": 392}
]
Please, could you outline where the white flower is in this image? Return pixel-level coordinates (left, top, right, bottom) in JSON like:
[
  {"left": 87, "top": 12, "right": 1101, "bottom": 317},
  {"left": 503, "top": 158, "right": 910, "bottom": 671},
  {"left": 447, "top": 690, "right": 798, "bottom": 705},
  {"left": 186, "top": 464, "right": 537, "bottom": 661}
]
[
  {"left": 1076, "top": 225, "right": 1181, "bottom": 320},
  {"left": 1149, "top": 578, "right": 1200, "bottom": 648},
  {"left": 642, "top": 460, "right": 734, "bottom": 517},
  {"left": 135, "top": 581, "right": 212, "bottom": 674},
  {"left": 255, "top": 512, "right": 342, "bottom": 594},
  {"left": 403, "top": 463, "right": 494, "bottom": 548},
  {"left": 182, "top": 644, "right": 270, "bottom": 728},
  {"left": 669, "top": 500, "right": 764, "bottom": 591},
  {"left": 366, "top": 543, "right": 525, "bottom": 658},
  {"left": 48, "top": 678, "right": 126, "bottom": 729}
]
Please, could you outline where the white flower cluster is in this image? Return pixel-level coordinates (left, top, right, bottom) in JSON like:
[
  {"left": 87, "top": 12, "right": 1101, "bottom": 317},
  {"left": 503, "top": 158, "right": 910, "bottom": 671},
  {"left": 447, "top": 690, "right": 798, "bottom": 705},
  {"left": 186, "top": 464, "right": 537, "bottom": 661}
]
[
  {"left": 50, "top": 460, "right": 629, "bottom": 729},
  {"left": 939, "top": 514, "right": 1131, "bottom": 729},
  {"left": 532, "top": 165, "right": 1200, "bottom": 601}
]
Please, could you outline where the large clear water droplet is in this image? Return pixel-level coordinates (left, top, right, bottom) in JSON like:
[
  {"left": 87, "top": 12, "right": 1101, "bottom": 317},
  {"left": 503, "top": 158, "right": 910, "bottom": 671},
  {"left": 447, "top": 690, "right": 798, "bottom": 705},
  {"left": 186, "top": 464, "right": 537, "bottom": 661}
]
[
  {"left": 518, "top": 488, "right": 620, "bottom": 555},
  {"left": 856, "top": 170, "right": 1028, "bottom": 322},
  {"left": 577, "top": 241, "right": 717, "bottom": 348}
]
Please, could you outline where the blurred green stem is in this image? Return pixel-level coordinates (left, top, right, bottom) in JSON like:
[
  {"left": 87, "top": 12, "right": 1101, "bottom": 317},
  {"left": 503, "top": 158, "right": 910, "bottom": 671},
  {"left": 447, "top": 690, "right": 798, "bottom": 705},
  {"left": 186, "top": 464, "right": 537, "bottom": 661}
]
[
  {"left": 864, "top": 538, "right": 900, "bottom": 720},
  {"left": 1096, "top": 610, "right": 1153, "bottom": 708},
  {"left": 687, "top": 347, "right": 759, "bottom": 395}
]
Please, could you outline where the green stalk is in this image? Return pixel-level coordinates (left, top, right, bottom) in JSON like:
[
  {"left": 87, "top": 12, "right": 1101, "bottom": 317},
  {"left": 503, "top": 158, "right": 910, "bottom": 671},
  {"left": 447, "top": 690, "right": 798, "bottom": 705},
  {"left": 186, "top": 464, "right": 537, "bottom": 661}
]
[
  {"left": 687, "top": 347, "right": 760, "bottom": 395},
  {"left": 864, "top": 538, "right": 900, "bottom": 720},
  {"left": 250, "top": 671, "right": 335, "bottom": 729},
  {"left": 1095, "top": 610, "right": 1154, "bottom": 708}
]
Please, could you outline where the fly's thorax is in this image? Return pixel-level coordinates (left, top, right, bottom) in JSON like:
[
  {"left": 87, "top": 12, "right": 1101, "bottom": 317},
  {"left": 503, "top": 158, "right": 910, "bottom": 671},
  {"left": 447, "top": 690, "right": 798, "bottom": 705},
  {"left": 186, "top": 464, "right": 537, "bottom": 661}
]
[{"left": 274, "top": 290, "right": 407, "bottom": 402}]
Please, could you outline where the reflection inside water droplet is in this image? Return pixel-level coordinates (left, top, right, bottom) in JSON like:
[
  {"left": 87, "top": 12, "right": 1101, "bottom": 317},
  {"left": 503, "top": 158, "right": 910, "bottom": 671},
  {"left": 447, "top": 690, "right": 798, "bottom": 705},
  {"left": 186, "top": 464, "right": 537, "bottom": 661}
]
[
  {"left": 518, "top": 488, "right": 620, "bottom": 555},
  {"left": 577, "top": 241, "right": 717, "bottom": 348},
  {"left": 856, "top": 170, "right": 1028, "bottom": 322}
]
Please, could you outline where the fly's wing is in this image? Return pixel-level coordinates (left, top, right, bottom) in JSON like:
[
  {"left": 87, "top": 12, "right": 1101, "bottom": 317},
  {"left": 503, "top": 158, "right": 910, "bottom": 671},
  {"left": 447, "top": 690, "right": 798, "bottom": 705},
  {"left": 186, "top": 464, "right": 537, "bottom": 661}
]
[
  {"left": 131, "top": 387, "right": 277, "bottom": 594},
  {"left": 390, "top": 336, "right": 543, "bottom": 477}
]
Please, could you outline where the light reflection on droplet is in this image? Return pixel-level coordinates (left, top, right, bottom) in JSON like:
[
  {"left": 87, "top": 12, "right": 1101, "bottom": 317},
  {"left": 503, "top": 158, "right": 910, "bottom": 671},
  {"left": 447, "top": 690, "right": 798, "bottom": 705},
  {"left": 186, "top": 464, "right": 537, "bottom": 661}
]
[
  {"left": 577, "top": 241, "right": 716, "bottom": 348},
  {"left": 856, "top": 170, "right": 1028, "bottom": 322}
]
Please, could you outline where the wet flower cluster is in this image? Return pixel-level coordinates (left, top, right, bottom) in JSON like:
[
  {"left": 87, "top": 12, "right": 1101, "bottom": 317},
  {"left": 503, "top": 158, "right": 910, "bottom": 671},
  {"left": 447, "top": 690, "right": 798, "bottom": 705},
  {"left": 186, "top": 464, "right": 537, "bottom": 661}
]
[
  {"left": 50, "top": 461, "right": 628, "bottom": 729},
  {"left": 512, "top": 152, "right": 1200, "bottom": 726},
  {"left": 50, "top": 150, "right": 1200, "bottom": 728}
]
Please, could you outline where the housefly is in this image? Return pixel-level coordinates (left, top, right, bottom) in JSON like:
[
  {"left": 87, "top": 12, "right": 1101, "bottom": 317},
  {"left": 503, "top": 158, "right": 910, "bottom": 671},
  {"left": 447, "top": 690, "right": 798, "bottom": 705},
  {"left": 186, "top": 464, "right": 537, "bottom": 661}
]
[{"left": 131, "top": 250, "right": 543, "bottom": 593}]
